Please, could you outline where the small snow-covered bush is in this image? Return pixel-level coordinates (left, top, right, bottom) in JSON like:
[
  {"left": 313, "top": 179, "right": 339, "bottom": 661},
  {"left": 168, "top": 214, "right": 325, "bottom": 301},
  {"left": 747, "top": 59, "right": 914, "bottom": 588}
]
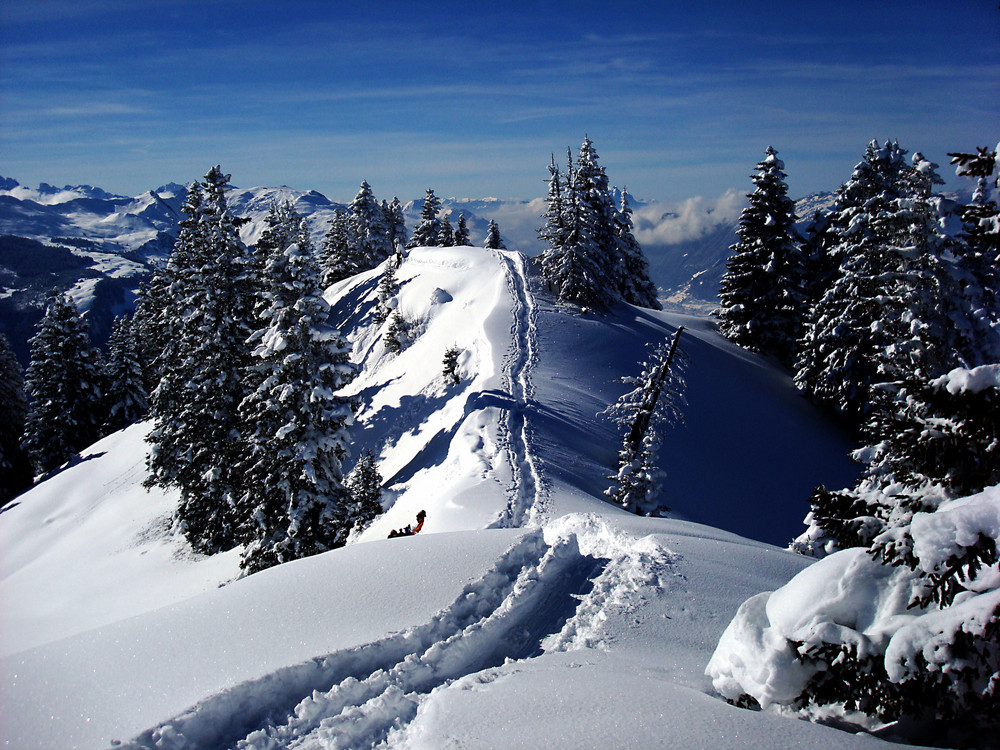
[{"left": 708, "top": 484, "right": 1000, "bottom": 743}]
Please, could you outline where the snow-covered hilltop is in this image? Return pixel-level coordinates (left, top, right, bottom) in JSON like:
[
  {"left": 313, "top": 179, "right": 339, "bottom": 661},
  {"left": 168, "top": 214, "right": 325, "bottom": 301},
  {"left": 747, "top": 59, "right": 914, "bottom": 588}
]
[{"left": 1, "top": 243, "right": 891, "bottom": 749}]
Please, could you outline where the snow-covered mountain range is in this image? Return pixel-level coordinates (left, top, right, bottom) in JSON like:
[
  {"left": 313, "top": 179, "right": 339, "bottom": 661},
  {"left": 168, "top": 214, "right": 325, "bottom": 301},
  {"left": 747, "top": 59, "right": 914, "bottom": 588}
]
[
  {"left": 0, "top": 174, "right": 763, "bottom": 364},
  {"left": 1, "top": 243, "right": 889, "bottom": 749}
]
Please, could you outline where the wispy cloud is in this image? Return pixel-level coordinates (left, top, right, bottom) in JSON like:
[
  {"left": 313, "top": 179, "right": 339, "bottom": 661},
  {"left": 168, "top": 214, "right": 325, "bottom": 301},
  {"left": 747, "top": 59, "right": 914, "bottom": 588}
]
[{"left": 41, "top": 102, "right": 153, "bottom": 118}]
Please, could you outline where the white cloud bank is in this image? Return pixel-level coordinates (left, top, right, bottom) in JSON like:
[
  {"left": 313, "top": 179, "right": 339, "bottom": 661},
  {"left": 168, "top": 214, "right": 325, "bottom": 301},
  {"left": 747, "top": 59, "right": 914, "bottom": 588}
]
[{"left": 632, "top": 189, "right": 746, "bottom": 246}]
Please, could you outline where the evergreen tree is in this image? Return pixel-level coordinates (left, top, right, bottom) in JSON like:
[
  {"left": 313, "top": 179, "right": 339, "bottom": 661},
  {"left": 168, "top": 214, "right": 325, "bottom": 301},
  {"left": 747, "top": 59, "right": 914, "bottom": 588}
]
[
  {"left": 344, "top": 449, "right": 383, "bottom": 533},
  {"left": 794, "top": 141, "right": 961, "bottom": 424},
  {"left": 349, "top": 180, "right": 392, "bottom": 268},
  {"left": 573, "top": 136, "right": 622, "bottom": 291},
  {"left": 721, "top": 149, "right": 1000, "bottom": 739},
  {"left": 374, "top": 258, "right": 399, "bottom": 325},
  {"left": 442, "top": 345, "right": 462, "bottom": 384},
  {"left": 238, "top": 220, "right": 358, "bottom": 573},
  {"left": 796, "top": 210, "right": 839, "bottom": 314},
  {"left": 438, "top": 215, "right": 455, "bottom": 246},
  {"left": 145, "top": 166, "right": 254, "bottom": 554},
  {"left": 253, "top": 201, "right": 302, "bottom": 284},
  {"left": 320, "top": 209, "right": 357, "bottom": 285},
  {"left": 784, "top": 365, "right": 1000, "bottom": 737},
  {"left": 408, "top": 189, "right": 442, "bottom": 248},
  {"left": 615, "top": 190, "right": 661, "bottom": 310},
  {"left": 795, "top": 147, "right": 1000, "bottom": 556},
  {"left": 454, "top": 215, "right": 471, "bottom": 246},
  {"left": 717, "top": 146, "right": 802, "bottom": 366},
  {"left": 539, "top": 138, "right": 657, "bottom": 309},
  {"left": 385, "top": 310, "right": 408, "bottom": 354},
  {"left": 538, "top": 153, "right": 568, "bottom": 293},
  {"left": 23, "top": 290, "right": 105, "bottom": 474},
  {"left": 538, "top": 154, "right": 566, "bottom": 250},
  {"left": 538, "top": 154, "right": 566, "bottom": 262},
  {"left": 131, "top": 267, "right": 170, "bottom": 393},
  {"left": 384, "top": 197, "right": 408, "bottom": 251},
  {"left": 540, "top": 147, "right": 606, "bottom": 307},
  {"left": 0, "top": 332, "right": 32, "bottom": 501},
  {"left": 483, "top": 219, "right": 505, "bottom": 249},
  {"left": 248, "top": 202, "right": 304, "bottom": 390},
  {"left": 603, "top": 327, "right": 686, "bottom": 515},
  {"left": 949, "top": 144, "right": 1000, "bottom": 359},
  {"left": 104, "top": 315, "right": 148, "bottom": 432}
]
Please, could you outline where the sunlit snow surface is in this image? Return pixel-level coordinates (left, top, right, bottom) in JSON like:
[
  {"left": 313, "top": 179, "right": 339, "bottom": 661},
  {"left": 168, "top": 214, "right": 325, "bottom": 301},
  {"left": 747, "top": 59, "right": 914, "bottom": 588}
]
[{"left": 2, "top": 246, "right": 905, "bottom": 749}]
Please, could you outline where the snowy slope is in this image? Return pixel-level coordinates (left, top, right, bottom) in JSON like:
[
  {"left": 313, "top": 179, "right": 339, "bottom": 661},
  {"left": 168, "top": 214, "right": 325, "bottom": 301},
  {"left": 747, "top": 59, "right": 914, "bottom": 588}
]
[{"left": 1, "top": 246, "right": 900, "bottom": 749}]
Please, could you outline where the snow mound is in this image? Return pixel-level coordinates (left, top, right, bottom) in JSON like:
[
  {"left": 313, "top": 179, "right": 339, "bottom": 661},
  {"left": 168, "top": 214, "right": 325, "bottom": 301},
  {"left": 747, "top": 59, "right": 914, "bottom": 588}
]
[
  {"left": 0, "top": 423, "right": 240, "bottom": 656},
  {"left": 707, "top": 482, "right": 1000, "bottom": 728},
  {"left": 933, "top": 363, "right": 1000, "bottom": 394}
]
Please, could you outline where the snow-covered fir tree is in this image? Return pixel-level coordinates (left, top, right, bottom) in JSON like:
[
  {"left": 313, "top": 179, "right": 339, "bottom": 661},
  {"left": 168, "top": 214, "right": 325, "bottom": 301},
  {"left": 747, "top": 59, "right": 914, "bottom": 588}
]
[
  {"left": 238, "top": 219, "right": 358, "bottom": 574},
  {"left": 252, "top": 200, "right": 302, "bottom": 286},
  {"left": 717, "top": 146, "right": 802, "bottom": 366},
  {"left": 574, "top": 137, "right": 622, "bottom": 296},
  {"left": 0, "top": 332, "right": 32, "bottom": 501},
  {"left": 483, "top": 219, "right": 505, "bottom": 249},
  {"left": 539, "top": 138, "right": 658, "bottom": 309},
  {"left": 795, "top": 210, "right": 839, "bottom": 314},
  {"left": 104, "top": 315, "right": 148, "bottom": 433},
  {"left": 385, "top": 310, "right": 408, "bottom": 354},
  {"left": 454, "top": 215, "right": 471, "bottom": 246},
  {"left": 615, "top": 190, "right": 661, "bottom": 310},
  {"left": 383, "top": 197, "right": 408, "bottom": 250},
  {"left": 344, "top": 449, "right": 383, "bottom": 533},
  {"left": 145, "top": 166, "right": 255, "bottom": 554},
  {"left": 794, "top": 147, "right": 999, "bottom": 555},
  {"left": 130, "top": 267, "right": 171, "bottom": 392},
  {"left": 603, "top": 327, "right": 686, "bottom": 515},
  {"left": 442, "top": 345, "right": 462, "bottom": 384},
  {"left": 538, "top": 153, "right": 567, "bottom": 265},
  {"left": 438, "top": 215, "right": 455, "bottom": 246},
  {"left": 794, "top": 363, "right": 1000, "bottom": 557},
  {"left": 23, "top": 290, "right": 105, "bottom": 475},
  {"left": 349, "top": 180, "right": 392, "bottom": 269},
  {"left": 711, "top": 145, "right": 1000, "bottom": 745},
  {"left": 949, "top": 144, "right": 1000, "bottom": 358},
  {"left": 794, "top": 141, "right": 966, "bottom": 424},
  {"left": 540, "top": 148, "right": 605, "bottom": 307},
  {"left": 374, "top": 257, "right": 400, "bottom": 325},
  {"left": 408, "top": 189, "right": 442, "bottom": 248},
  {"left": 320, "top": 209, "right": 358, "bottom": 285},
  {"left": 246, "top": 200, "right": 305, "bottom": 402}
]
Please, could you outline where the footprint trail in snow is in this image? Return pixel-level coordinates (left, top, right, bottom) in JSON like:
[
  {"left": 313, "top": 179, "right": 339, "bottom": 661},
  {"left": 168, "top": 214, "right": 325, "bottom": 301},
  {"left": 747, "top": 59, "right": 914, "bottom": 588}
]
[
  {"left": 119, "top": 517, "right": 677, "bottom": 750},
  {"left": 493, "top": 250, "right": 545, "bottom": 529}
]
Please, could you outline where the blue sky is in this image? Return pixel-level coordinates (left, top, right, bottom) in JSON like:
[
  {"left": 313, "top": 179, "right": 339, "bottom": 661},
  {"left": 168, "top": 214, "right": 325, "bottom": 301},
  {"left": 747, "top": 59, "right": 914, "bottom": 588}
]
[{"left": 1, "top": 0, "right": 997, "bottom": 202}]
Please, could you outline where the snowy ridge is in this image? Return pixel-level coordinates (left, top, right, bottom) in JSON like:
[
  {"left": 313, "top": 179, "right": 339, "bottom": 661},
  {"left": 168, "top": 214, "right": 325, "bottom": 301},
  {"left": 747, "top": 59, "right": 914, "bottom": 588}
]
[
  {"left": 2, "top": 242, "right": 883, "bottom": 749},
  {"left": 492, "top": 250, "right": 545, "bottom": 529}
]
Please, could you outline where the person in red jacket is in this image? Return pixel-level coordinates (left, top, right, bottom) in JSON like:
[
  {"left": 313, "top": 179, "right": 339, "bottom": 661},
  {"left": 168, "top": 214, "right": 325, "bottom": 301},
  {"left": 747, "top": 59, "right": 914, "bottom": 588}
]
[
  {"left": 413, "top": 509, "right": 426, "bottom": 534},
  {"left": 388, "top": 510, "right": 427, "bottom": 538}
]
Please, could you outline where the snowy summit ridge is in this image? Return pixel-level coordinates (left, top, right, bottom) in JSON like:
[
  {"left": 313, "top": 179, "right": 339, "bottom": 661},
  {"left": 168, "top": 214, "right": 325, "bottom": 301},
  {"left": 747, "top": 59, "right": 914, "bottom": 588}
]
[{"left": 0, "top": 236, "right": 883, "bottom": 749}]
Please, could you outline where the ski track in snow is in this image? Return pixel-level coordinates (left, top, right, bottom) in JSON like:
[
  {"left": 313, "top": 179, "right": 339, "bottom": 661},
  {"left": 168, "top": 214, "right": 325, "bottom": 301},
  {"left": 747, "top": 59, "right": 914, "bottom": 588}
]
[
  {"left": 118, "top": 515, "right": 678, "bottom": 750},
  {"left": 492, "top": 250, "right": 546, "bottom": 529}
]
